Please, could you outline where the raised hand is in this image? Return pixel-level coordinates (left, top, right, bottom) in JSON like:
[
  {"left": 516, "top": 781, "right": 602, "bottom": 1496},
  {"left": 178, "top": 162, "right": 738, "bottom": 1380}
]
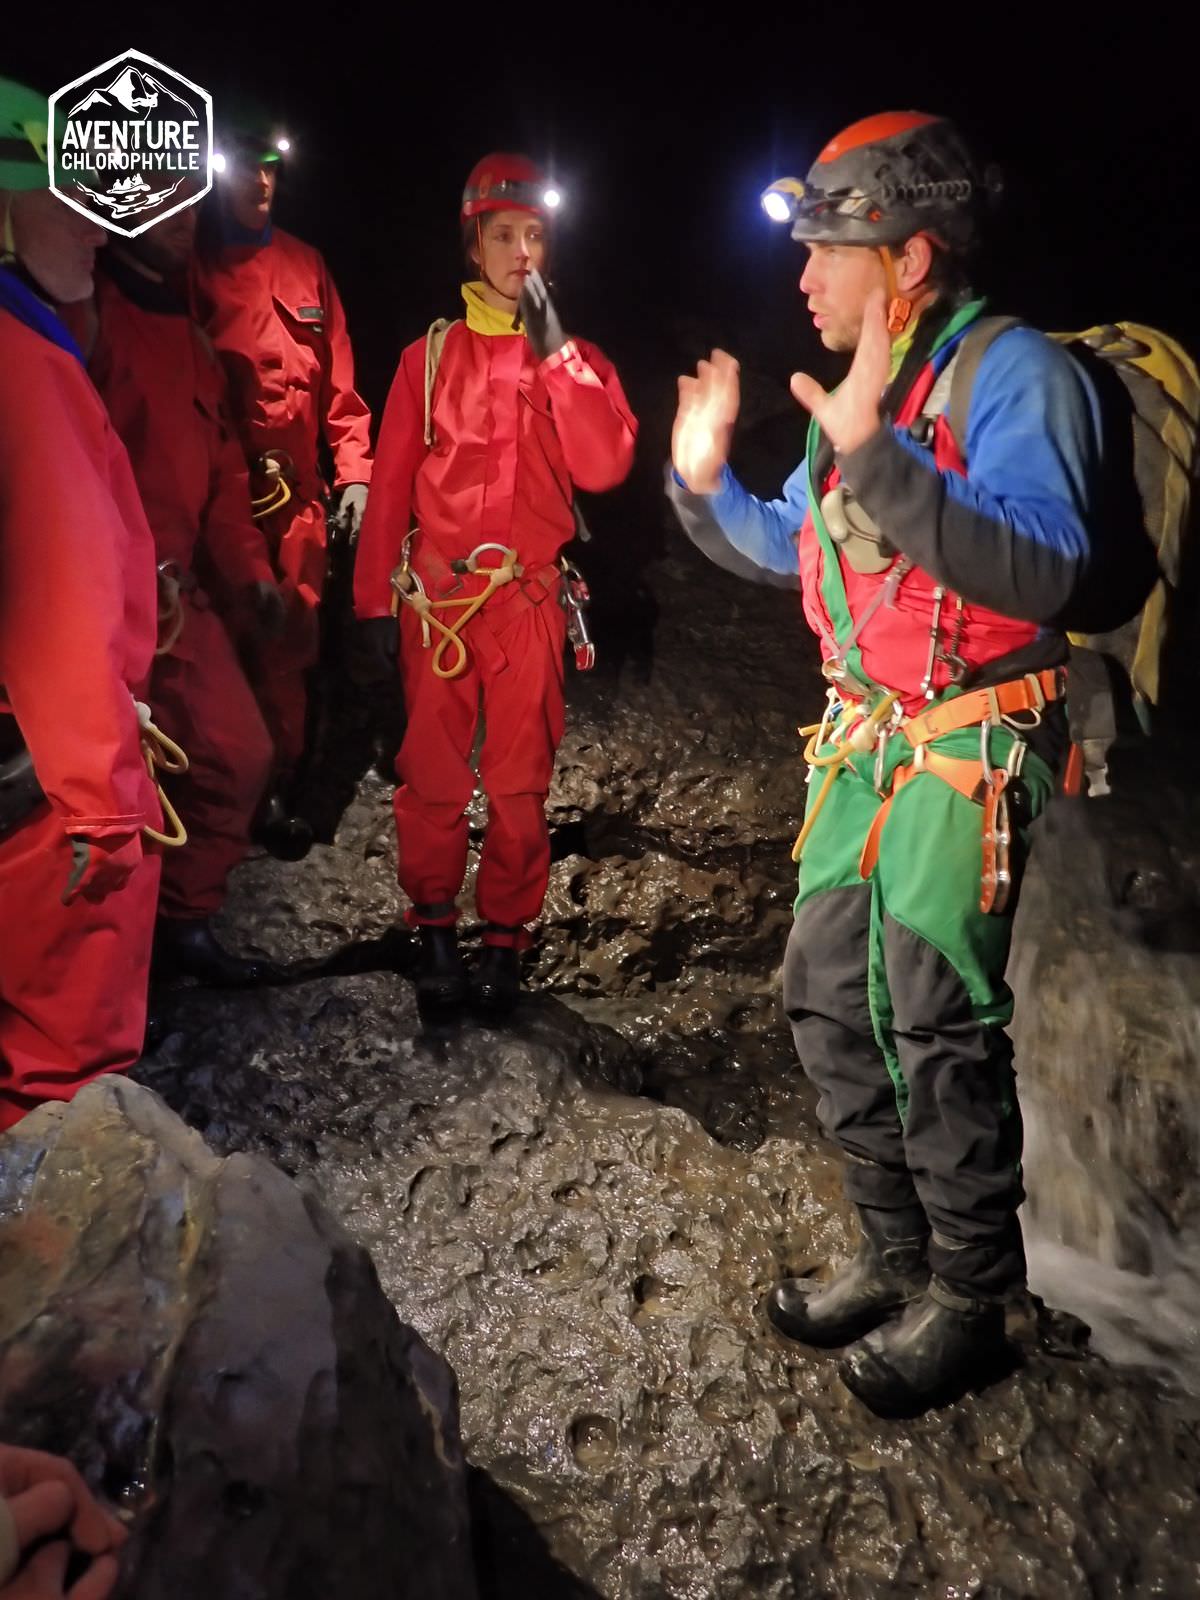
[
  {"left": 790, "top": 289, "right": 890, "bottom": 455},
  {"left": 518, "top": 269, "right": 567, "bottom": 362},
  {"left": 671, "top": 349, "right": 740, "bottom": 494}
]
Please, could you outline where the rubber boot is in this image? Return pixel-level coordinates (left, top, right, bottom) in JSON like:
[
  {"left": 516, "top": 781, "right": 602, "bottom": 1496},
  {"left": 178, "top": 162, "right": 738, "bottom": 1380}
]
[
  {"left": 154, "top": 918, "right": 282, "bottom": 988},
  {"left": 415, "top": 924, "right": 467, "bottom": 1013},
  {"left": 838, "top": 1274, "right": 1010, "bottom": 1417},
  {"left": 470, "top": 929, "right": 523, "bottom": 1018},
  {"left": 766, "top": 1204, "right": 930, "bottom": 1349},
  {"left": 255, "top": 792, "right": 314, "bottom": 862}
]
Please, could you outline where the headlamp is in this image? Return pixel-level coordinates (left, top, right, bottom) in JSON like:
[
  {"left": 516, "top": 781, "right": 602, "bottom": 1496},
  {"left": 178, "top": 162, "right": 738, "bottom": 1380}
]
[
  {"left": 760, "top": 176, "right": 806, "bottom": 224},
  {"left": 542, "top": 186, "right": 562, "bottom": 210},
  {"left": 274, "top": 136, "right": 291, "bottom": 154}
]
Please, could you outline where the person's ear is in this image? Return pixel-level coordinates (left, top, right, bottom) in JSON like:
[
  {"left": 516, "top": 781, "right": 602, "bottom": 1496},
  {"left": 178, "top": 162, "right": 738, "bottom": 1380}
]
[{"left": 895, "top": 233, "right": 936, "bottom": 294}]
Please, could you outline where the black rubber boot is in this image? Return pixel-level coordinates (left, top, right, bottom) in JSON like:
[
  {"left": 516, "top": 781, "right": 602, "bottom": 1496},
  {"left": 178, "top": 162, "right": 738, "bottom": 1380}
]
[
  {"left": 415, "top": 924, "right": 467, "bottom": 1012},
  {"left": 470, "top": 933, "right": 523, "bottom": 1017},
  {"left": 154, "top": 918, "right": 281, "bottom": 988},
  {"left": 255, "top": 792, "right": 314, "bottom": 862},
  {"left": 766, "top": 1205, "right": 930, "bottom": 1349},
  {"left": 838, "top": 1274, "right": 1010, "bottom": 1417}
]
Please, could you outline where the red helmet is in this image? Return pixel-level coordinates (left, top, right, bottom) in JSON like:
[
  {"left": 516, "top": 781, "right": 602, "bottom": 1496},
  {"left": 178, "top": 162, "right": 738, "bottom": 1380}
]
[{"left": 461, "top": 152, "right": 557, "bottom": 222}]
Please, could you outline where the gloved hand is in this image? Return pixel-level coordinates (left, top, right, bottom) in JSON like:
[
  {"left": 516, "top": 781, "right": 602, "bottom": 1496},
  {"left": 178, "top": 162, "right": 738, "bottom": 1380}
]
[
  {"left": 333, "top": 483, "right": 369, "bottom": 543},
  {"left": 518, "top": 268, "right": 567, "bottom": 362},
  {"left": 249, "top": 579, "right": 287, "bottom": 639},
  {"left": 348, "top": 616, "right": 399, "bottom": 687},
  {"left": 0, "top": 1443, "right": 127, "bottom": 1598},
  {"left": 61, "top": 832, "right": 142, "bottom": 907}
]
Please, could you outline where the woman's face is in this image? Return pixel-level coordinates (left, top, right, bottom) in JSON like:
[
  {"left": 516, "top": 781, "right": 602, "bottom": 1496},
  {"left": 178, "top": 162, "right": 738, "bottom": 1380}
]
[{"left": 476, "top": 208, "right": 547, "bottom": 302}]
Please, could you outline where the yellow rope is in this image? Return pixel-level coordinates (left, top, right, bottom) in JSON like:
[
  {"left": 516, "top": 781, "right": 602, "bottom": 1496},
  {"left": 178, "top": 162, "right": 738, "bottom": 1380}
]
[
  {"left": 790, "top": 692, "right": 901, "bottom": 864},
  {"left": 155, "top": 569, "right": 186, "bottom": 657},
  {"left": 390, "top": 546, "right": 523, "bottom": 679},
  {"left": 250, "top": 453, "right": 295, "bottom": 522},
  {"left": 135, "top": 702, "right": 189, "bottom": 848}
]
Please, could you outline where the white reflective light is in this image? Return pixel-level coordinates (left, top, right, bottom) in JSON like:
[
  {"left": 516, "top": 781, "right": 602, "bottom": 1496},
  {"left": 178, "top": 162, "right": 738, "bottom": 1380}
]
[
  {"left": 542, "top": 187, "right": 562, "bottom": 210},
  {"left": 275, "top": 137, "right": 291, "bottom": 153},
  {"left": 762, "top": 191, "right": 792, "bottom": 223},
  {"left": 212, "top": 151, "right": 227, "bottom": 174}
]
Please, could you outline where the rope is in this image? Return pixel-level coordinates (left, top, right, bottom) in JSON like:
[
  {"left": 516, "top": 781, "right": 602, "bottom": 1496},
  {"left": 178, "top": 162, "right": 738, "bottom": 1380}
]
[
  {"left": 791, "top": 691, "right": 901, "bottom": 863},
  {"left": 390, "top": 544, "right": 523, "bottom": 679},
  {"left": 154, "top": 567, "right": 186, "bottom": 657},
  {"left": 250, "top": 454, "right": 294, "bottom": 521},
  {"left": 135, "top": 700, "right": 189, "bottom": 848}
]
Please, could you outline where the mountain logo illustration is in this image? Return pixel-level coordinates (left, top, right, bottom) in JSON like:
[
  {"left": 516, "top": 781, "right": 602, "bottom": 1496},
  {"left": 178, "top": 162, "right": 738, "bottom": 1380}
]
[
  {"left": 68, "top": 65, "right": 195, "bottom": 121},
  {"left": 48, "top": 48, "right": 213, "bottom": 238}
]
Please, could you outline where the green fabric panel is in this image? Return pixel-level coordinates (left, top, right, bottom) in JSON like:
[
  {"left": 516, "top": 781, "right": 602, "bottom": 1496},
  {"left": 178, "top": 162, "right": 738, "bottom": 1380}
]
[
  {"left": 806, "top": 415, "right": 873, "bottom": 690},
  {"left": 791, "top": 714, "right": 1054, "bottom": 1118}
]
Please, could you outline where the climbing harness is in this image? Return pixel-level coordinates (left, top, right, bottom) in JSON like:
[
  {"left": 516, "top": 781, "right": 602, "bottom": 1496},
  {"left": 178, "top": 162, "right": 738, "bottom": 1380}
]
[
  {"left": 793, "top": 668, "right": 1064, "bottom": 915},
  {"left": 390, "top": 539, "right": 524, "bottom": 680}
]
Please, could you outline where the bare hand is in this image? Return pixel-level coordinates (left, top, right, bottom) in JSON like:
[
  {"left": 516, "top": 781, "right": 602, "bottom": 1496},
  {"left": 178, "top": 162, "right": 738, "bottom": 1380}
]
[
  {"left": 671, "top": 349, "right": 740, "bottom": 494},
  {"left": 1, "top": 1542, "right": 120, "bottom": 1600},
  {"left": 0, "top": 1445, "right": 126, "bottom": 1598},
  {"left": 790, "top": 288, "right": 890, "bottom": 455}
]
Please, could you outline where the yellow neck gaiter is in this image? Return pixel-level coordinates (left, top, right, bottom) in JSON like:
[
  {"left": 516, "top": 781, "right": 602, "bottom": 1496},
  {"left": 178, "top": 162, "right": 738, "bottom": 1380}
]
[
  {"left": 889, "top": 316, "right": 921, "bottom": 381},
  {"left": 461, "top": 280, "right": 523, "bottom": 336}
]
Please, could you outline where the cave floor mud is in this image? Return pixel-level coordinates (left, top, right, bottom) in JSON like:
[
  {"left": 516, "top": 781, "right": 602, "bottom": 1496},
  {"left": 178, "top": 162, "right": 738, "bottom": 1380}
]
[{"left": 140, "top": 542, "right": 1200, "bottom": 1599}]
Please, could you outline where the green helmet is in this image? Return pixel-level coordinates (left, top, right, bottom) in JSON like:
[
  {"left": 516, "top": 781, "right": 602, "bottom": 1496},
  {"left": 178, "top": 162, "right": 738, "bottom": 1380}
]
[{"left": 0, "top": 76, "right": 50, "bottom": 191}]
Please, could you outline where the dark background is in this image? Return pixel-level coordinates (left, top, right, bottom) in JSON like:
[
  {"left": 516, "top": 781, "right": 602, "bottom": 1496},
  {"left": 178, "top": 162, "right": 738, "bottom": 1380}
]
[{"left": 11, "top": 1, "right": 1200, "bottom": 495}]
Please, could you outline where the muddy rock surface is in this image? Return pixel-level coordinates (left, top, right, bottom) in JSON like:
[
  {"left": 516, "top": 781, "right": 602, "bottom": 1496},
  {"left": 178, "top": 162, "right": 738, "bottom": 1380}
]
[
  {"left": 132, "top": 525, "right": 1200, "bottom": 1598},
  {"left": 0, "top": 1076, "right": 475, "bottom": 1600}
]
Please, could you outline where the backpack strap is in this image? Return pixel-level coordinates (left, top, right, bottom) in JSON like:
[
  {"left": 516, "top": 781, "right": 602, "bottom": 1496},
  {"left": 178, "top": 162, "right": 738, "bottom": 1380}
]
[
  {"left": 944, "top": 314, "right": 1024, "bottom": 458},
  {"left": 423, "top": 318, "right": 461, "bottom": 447}
]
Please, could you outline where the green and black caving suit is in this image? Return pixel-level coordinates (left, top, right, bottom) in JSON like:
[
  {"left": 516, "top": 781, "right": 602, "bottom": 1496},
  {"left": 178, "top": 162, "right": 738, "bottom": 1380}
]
[{"left": 668, "top": 300, "right": 1104, "bottom": 1298}]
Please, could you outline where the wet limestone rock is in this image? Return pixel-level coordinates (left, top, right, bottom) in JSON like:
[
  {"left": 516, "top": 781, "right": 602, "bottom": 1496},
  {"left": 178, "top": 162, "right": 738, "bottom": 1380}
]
[
  {"left": 138, "top": 973, "right": 1200, "bottom": 1600},
  {"left": 0, "top": 1075, "right": 476, "bottom": 1600}
]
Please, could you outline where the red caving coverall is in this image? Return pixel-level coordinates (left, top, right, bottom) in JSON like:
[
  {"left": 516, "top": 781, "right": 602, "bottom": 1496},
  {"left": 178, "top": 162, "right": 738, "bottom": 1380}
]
[
  {"left": 0, "top": 282, "right": 163, "bottom": 1131},
  {"left": 84, "top": 256, "right": 276, "bottom": 922},
  {"left": 354, "top": 286, "right": 636, "bottom": 937},
  {"left": 191, "top": 226, "right": 373, "bottom": 776}
]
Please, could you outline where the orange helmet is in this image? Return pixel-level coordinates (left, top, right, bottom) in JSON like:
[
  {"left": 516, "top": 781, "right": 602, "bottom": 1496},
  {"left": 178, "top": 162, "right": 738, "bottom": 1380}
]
[
  {"left": 765, "top": 111, "right": 993, "bottom": 250},
  {"left": 461, "top": 152, "right": 560, "bottom": 223}
]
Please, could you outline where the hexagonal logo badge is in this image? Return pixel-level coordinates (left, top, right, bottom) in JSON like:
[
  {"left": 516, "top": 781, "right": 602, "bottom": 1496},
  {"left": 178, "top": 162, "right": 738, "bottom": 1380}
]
[{"left": 48, "top": 48, "right": 212, "bottom": 238}]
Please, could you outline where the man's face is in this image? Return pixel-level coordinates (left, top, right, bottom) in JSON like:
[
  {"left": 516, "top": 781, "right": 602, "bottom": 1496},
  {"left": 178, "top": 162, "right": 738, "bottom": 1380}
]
[
  {"left": 126, "top": 204, "right": 198, "bottom": 276},
  {"left": 798, "top": 241, "right": 889, "bottom": 352},
  {"left": 7, "top": 189, "right": 106, "bottom": 303},
  {"left": 226, "top": 156, "right": 277, "bottom": 231}
]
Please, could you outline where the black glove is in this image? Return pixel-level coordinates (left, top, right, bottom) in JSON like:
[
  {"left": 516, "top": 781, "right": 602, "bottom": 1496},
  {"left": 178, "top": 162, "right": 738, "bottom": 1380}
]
[
  {"left": 249, "top": 579, "right": 288, "bottom": 639},
  {"left": 349, "top": 616, "right": 399, "bottom": 686},
  {"left": 519, "top": 268, "right": 567, "bottom": 362}
]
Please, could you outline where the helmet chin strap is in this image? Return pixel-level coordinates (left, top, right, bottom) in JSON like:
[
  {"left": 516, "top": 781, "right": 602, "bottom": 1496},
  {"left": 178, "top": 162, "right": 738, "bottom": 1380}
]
[{"left": 879, "top": 247, "right": 914, "bottom": 336}]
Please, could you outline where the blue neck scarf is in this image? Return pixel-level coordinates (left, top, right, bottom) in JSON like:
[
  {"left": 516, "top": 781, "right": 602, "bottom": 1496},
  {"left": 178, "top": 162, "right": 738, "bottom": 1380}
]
[{"left": 0, "top": 265, "right": 86, "bottom": 365}]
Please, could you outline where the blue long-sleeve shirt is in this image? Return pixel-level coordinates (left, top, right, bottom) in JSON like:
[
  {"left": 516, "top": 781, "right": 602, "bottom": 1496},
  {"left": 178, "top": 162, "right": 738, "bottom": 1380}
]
[{"left": 669, "top": 323, "right": 1107, "bottom": 625}]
